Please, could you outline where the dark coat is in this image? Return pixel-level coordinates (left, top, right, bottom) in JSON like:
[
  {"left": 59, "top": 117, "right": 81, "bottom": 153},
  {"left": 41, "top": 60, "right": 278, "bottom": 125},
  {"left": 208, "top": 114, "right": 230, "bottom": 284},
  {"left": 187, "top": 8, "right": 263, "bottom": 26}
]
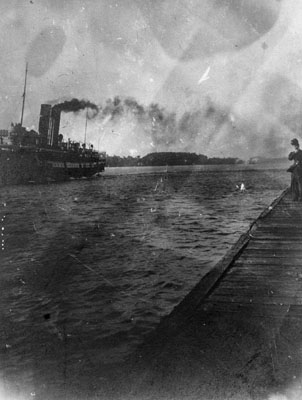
[{"left": 288, "top": 149, "right": 302, "bottom": 177}]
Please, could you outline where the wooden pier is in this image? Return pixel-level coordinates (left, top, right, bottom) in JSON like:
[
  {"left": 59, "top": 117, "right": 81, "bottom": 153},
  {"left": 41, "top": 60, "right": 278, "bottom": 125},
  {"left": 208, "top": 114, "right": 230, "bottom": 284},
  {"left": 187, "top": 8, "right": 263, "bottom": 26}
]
[{"left": 120, "top": 188, "right": 302, "bottom": 400}]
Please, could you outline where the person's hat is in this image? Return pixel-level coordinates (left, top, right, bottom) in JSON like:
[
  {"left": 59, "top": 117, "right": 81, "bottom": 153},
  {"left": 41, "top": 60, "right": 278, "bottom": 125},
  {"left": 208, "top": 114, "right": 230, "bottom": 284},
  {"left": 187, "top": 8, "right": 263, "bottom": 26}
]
[{"left": 291, "top": 138, "right": 299, "bottom": 146}]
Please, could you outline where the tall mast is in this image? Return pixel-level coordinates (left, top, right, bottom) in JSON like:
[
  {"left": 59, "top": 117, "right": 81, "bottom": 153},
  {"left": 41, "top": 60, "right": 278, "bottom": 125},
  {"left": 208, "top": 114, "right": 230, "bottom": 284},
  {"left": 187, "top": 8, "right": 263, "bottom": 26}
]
[
  {"left": 84, "top": 108, "right": 88, "bottom": 146},
  {"left": 20, "top": 62, "right": 28, "bottom": 126}
]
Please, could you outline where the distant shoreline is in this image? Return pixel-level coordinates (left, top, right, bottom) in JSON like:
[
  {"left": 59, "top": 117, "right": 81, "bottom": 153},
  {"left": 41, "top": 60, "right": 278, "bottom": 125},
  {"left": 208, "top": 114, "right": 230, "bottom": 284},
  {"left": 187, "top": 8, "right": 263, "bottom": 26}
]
[
  {"left": 106, "top": 152, "right": 289, "bottom": 168},
  {"left": 106, "top": 152, "right": 243, "bottom": 167}
]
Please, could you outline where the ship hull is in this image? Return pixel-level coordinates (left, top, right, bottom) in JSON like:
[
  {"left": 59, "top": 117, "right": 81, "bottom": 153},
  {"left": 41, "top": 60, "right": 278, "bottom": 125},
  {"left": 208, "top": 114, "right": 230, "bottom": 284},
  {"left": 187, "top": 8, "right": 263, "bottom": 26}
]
[{"left": 0, "top": 147, "right": 105, "bottom": 186}]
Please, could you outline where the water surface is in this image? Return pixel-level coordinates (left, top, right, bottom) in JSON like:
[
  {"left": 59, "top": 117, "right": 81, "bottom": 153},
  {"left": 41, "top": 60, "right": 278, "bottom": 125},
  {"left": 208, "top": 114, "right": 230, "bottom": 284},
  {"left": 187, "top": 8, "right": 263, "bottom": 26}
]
[{"left": 0, "top": 164, "right": 289, "bottom": 398}]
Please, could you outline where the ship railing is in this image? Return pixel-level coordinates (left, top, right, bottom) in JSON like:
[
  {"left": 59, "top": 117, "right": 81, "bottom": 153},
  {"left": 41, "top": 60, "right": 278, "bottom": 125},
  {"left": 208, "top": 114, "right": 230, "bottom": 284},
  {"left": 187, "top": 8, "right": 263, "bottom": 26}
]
[
  {"left": 0, "top": 144, "right": 12, "bottom": 151},
  {"left": 0, "top": 143, "right": 39, "bottom": 151}
]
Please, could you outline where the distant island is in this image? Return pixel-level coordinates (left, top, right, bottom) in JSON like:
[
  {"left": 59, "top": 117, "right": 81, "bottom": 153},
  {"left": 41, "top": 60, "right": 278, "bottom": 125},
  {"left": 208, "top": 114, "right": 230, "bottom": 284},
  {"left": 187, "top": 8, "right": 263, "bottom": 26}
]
[{"left": 106, "top": 152, "right": 244, "bottom": 167}]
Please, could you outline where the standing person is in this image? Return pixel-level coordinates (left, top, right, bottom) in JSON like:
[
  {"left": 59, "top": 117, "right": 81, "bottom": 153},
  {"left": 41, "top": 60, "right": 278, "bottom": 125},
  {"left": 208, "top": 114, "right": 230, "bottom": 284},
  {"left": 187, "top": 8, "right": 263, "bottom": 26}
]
[{"left": 288, "top": 138, "right": 302, "bottom": 201}]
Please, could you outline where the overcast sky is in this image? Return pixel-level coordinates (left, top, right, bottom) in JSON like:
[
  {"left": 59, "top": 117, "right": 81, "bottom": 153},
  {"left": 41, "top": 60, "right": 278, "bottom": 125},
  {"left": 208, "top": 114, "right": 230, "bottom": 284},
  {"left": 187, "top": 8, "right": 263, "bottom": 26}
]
[{"left": 0, "top": 0, "right": 301, "bottom": 158}]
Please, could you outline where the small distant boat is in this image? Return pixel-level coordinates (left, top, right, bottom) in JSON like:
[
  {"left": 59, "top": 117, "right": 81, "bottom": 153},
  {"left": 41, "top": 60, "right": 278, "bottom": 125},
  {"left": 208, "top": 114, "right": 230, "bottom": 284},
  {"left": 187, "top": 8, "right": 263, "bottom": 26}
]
[{"left": 0, "top": 64, "right": 106, "bottom": 186}]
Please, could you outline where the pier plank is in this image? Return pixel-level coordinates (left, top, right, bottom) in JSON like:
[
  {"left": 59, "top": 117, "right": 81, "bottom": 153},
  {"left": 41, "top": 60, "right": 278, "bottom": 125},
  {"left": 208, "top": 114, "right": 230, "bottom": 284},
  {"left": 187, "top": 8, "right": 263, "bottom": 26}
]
[
  {"left": 249, "top": 233, "right": 302, "bottom": 240},
  {"left": 235, "top": 256, "right": 302, "bottom": 265},
  {"left": 242, "top": 249, "right": 302, "bottom": 257},
  {"left": 203, "top": 189, "right": 302, "bottom": 313},
  {"left": 200, "top": 301, "right": 301, "bottom": 318},
  {"left": 247, "top": 242, "right": 302, "bottom": 250}
]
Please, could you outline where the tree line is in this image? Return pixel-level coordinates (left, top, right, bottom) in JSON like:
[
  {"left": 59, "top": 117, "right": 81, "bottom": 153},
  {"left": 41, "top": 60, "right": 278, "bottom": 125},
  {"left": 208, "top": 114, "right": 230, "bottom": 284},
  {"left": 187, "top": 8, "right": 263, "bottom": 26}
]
[{"left": 106, "top": 152, "right": 243, "bottom": 167}]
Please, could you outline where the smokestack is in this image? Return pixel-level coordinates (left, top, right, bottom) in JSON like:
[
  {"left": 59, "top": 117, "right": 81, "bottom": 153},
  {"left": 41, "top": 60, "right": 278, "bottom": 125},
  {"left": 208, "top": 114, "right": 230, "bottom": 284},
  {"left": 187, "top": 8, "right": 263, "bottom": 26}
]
[
  {"left": 38, "top": 104, "right": 52, "bottom": 147},
  {"left": 50, "top": 107, "right": 61, "bottom": 147}
]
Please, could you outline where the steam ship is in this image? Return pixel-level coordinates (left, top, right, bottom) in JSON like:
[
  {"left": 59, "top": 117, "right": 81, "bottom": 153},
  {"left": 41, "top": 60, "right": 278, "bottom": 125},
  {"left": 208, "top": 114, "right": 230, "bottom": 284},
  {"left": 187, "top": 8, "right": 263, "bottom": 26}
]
[{"left": 0, "top": 65, "right": 106, "bottom": 186}]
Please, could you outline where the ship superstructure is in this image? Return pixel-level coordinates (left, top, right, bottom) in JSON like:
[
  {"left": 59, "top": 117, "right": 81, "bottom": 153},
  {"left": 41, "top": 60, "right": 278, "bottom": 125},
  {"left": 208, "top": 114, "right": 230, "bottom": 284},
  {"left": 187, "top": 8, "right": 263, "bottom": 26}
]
[{"left": 0, "top": 103, "right": 106, "bottom": 186}]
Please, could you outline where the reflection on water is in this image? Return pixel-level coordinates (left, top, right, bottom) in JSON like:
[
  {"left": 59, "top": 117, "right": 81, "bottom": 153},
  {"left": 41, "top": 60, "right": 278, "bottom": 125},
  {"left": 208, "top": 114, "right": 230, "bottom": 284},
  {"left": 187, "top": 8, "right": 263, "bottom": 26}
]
[{"left": 0, "top": 164, "right": 289, "bottom": 398}]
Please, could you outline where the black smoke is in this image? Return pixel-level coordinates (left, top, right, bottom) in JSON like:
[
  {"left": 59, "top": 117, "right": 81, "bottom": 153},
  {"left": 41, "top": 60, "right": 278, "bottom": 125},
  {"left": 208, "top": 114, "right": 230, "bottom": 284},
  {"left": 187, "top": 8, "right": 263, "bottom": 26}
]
[
  {"left": 101, "top": 96, "right": 147, "bottom": 122},
  {"left": 53, "top": 98, "right": 99, "bottom": 118},
  {"left": 55, "top": 95, "right": 262, "bottom": 156},
  {"left": 101, "top": 97, "right": 124, "bottom": 120},
  {"left": 96, "top": 96, "right": 234, "bottom": 153}
]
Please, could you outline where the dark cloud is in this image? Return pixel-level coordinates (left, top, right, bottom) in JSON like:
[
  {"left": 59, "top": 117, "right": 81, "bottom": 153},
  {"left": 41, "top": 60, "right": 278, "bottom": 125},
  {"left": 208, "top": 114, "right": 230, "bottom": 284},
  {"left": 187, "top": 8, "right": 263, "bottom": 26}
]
[{"left": 26, "top": 26, "right": 66, "bottom": 77}]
